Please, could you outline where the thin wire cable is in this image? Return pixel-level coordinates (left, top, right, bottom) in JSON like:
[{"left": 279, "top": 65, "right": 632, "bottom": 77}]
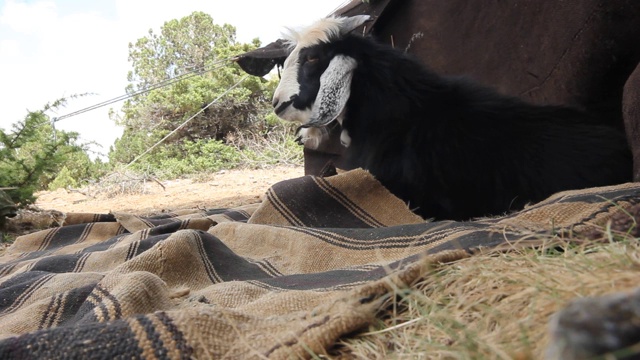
[
  {"left": 123, "top": 74, "right": 250, "bottom": 169},
  {"left": 53, "top": 58, "right": 231, "bottom": 122},
  {"left": 328, "top": 0, "right": 352, "bottom": 16},
  {"left": 53, "top": 57, "right": 234, "bottom": 123}
]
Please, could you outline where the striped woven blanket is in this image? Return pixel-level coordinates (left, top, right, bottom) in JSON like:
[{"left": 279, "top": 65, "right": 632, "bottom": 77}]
[{"left": 0, "top": 169, "right": 637, "bottom": 359}]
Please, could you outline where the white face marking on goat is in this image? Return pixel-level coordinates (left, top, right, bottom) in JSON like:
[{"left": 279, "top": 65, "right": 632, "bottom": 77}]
[
  {"left": 272, "top": 15, "right": 369, "bottom": 125},
  {"left": 272, "top": 46, "right": 311, "bottom": 123}
]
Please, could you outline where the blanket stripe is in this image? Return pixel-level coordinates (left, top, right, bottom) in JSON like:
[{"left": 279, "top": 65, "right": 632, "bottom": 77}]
[{"left": 0, "top": 169, "right": 637, "bottom": 359}]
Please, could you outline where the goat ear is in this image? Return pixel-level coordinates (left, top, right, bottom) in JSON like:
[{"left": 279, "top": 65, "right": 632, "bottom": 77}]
[
  {"left": 308, "top": 55, "right": 357, "bottom": 126},
  {"left": 338, "top": 15, "right": 370, "bottom": 35}
]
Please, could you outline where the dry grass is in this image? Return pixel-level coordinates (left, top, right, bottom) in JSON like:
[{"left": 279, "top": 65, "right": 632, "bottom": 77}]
[
  {"left": 79, "top": 170, "right": 167, "bottom": 197},
  {"left": 332, "top": 230, "right": 640, "bottom": 359},
  {"left": 228, "top": 128, "right": 304, "bottom": 169}
]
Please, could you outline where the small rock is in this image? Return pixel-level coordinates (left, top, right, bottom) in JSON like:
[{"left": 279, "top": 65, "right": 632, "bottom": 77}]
[{"left": 546, "top": 288, "right": 640, "bottom": 360}]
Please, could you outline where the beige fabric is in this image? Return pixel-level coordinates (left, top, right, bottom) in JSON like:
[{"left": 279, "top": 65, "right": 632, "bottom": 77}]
[{"left": 0, "top": 169, "right": 637, "bottom": 359}]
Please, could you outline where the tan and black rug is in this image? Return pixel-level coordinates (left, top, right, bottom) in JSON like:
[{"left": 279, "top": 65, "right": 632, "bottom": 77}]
[{"left": 0, "top": 169, "right": 638, "bottom": 359}]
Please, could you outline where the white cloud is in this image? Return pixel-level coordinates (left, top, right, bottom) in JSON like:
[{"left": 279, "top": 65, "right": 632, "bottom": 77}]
[
  {"left": 0, "top": 0, "right": 129, "bottom": 156},
  {"left": 0, "top": 38, "right": 20, "bottom": 57},
  {"left": 0, "top": 0, "right": 348, "bottom": 158},
  {"left": 0, "top": 0, "right": 56, "bottom": 34}
]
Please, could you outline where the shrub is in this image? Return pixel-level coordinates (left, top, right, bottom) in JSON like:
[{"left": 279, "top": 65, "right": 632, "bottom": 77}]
[
  {"left": 0, "top": 103, "right": 85, "bottom": 206},
  {"left": 138, "top": 139, "right": 243, "bottom": 179},
  {"left": 48, "top": 166, "right": 78, "bottom": 190}
]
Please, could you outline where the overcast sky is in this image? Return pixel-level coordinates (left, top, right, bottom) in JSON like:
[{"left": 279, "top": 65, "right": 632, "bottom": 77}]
[{"left": 0, "top": 0, "right": 348, "bottom": 157}]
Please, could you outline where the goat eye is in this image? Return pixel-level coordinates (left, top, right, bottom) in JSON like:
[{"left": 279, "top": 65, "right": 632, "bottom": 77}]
[{"left": 305, "top": 56, "right": 318, "bottom": 64}]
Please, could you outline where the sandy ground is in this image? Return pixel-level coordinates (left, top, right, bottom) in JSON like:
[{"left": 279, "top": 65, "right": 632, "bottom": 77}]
[
  {"left": 34, "top": 165, "right": 304, "bottom": 215},
  {"left": 1, "top": 165, "right": 303, "bottom": 247}
]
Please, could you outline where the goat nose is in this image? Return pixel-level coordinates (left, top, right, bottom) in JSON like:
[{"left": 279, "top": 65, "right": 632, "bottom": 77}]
[{"left": 272, "top": 97, "right": 279, "bottom": 109}]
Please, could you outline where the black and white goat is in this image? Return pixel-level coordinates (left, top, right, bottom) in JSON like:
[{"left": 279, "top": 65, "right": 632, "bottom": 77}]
[{"left": 272, "top": 16, "right": 632, "bottom": 220}]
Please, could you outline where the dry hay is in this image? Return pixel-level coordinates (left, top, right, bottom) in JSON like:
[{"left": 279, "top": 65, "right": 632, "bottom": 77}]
[
  {"left": 81, "top": 170, "right": 166, "bottom": 197},
  {"left": 332, "top": 229, "right": 640, "bottom": 359}
]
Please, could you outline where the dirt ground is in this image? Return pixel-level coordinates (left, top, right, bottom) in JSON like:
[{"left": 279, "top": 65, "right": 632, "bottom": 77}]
[
  {"left": 35, "top": 165, "right": 304, "bottom": 215},
  {"left": 1, "top": 165, "right": 302, "bottom": 253}
]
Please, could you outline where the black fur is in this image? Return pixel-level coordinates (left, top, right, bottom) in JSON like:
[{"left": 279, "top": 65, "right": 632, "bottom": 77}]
[{"left": 294, "top": 35, "right": 632, "bottom": 220}]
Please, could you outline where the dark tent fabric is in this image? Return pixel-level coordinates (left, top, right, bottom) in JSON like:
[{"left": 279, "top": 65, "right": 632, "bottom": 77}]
[{"left": 624, "top": 64, "right": 640, "bottom": 180}]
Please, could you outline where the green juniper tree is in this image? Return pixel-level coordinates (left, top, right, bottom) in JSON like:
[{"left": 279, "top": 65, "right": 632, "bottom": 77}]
[
  {"left": 110, "top": 11, "right": 279, "bottom": 174},
  {"left": 0, "top": 99, "right": 88, "bottom": 206}
]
